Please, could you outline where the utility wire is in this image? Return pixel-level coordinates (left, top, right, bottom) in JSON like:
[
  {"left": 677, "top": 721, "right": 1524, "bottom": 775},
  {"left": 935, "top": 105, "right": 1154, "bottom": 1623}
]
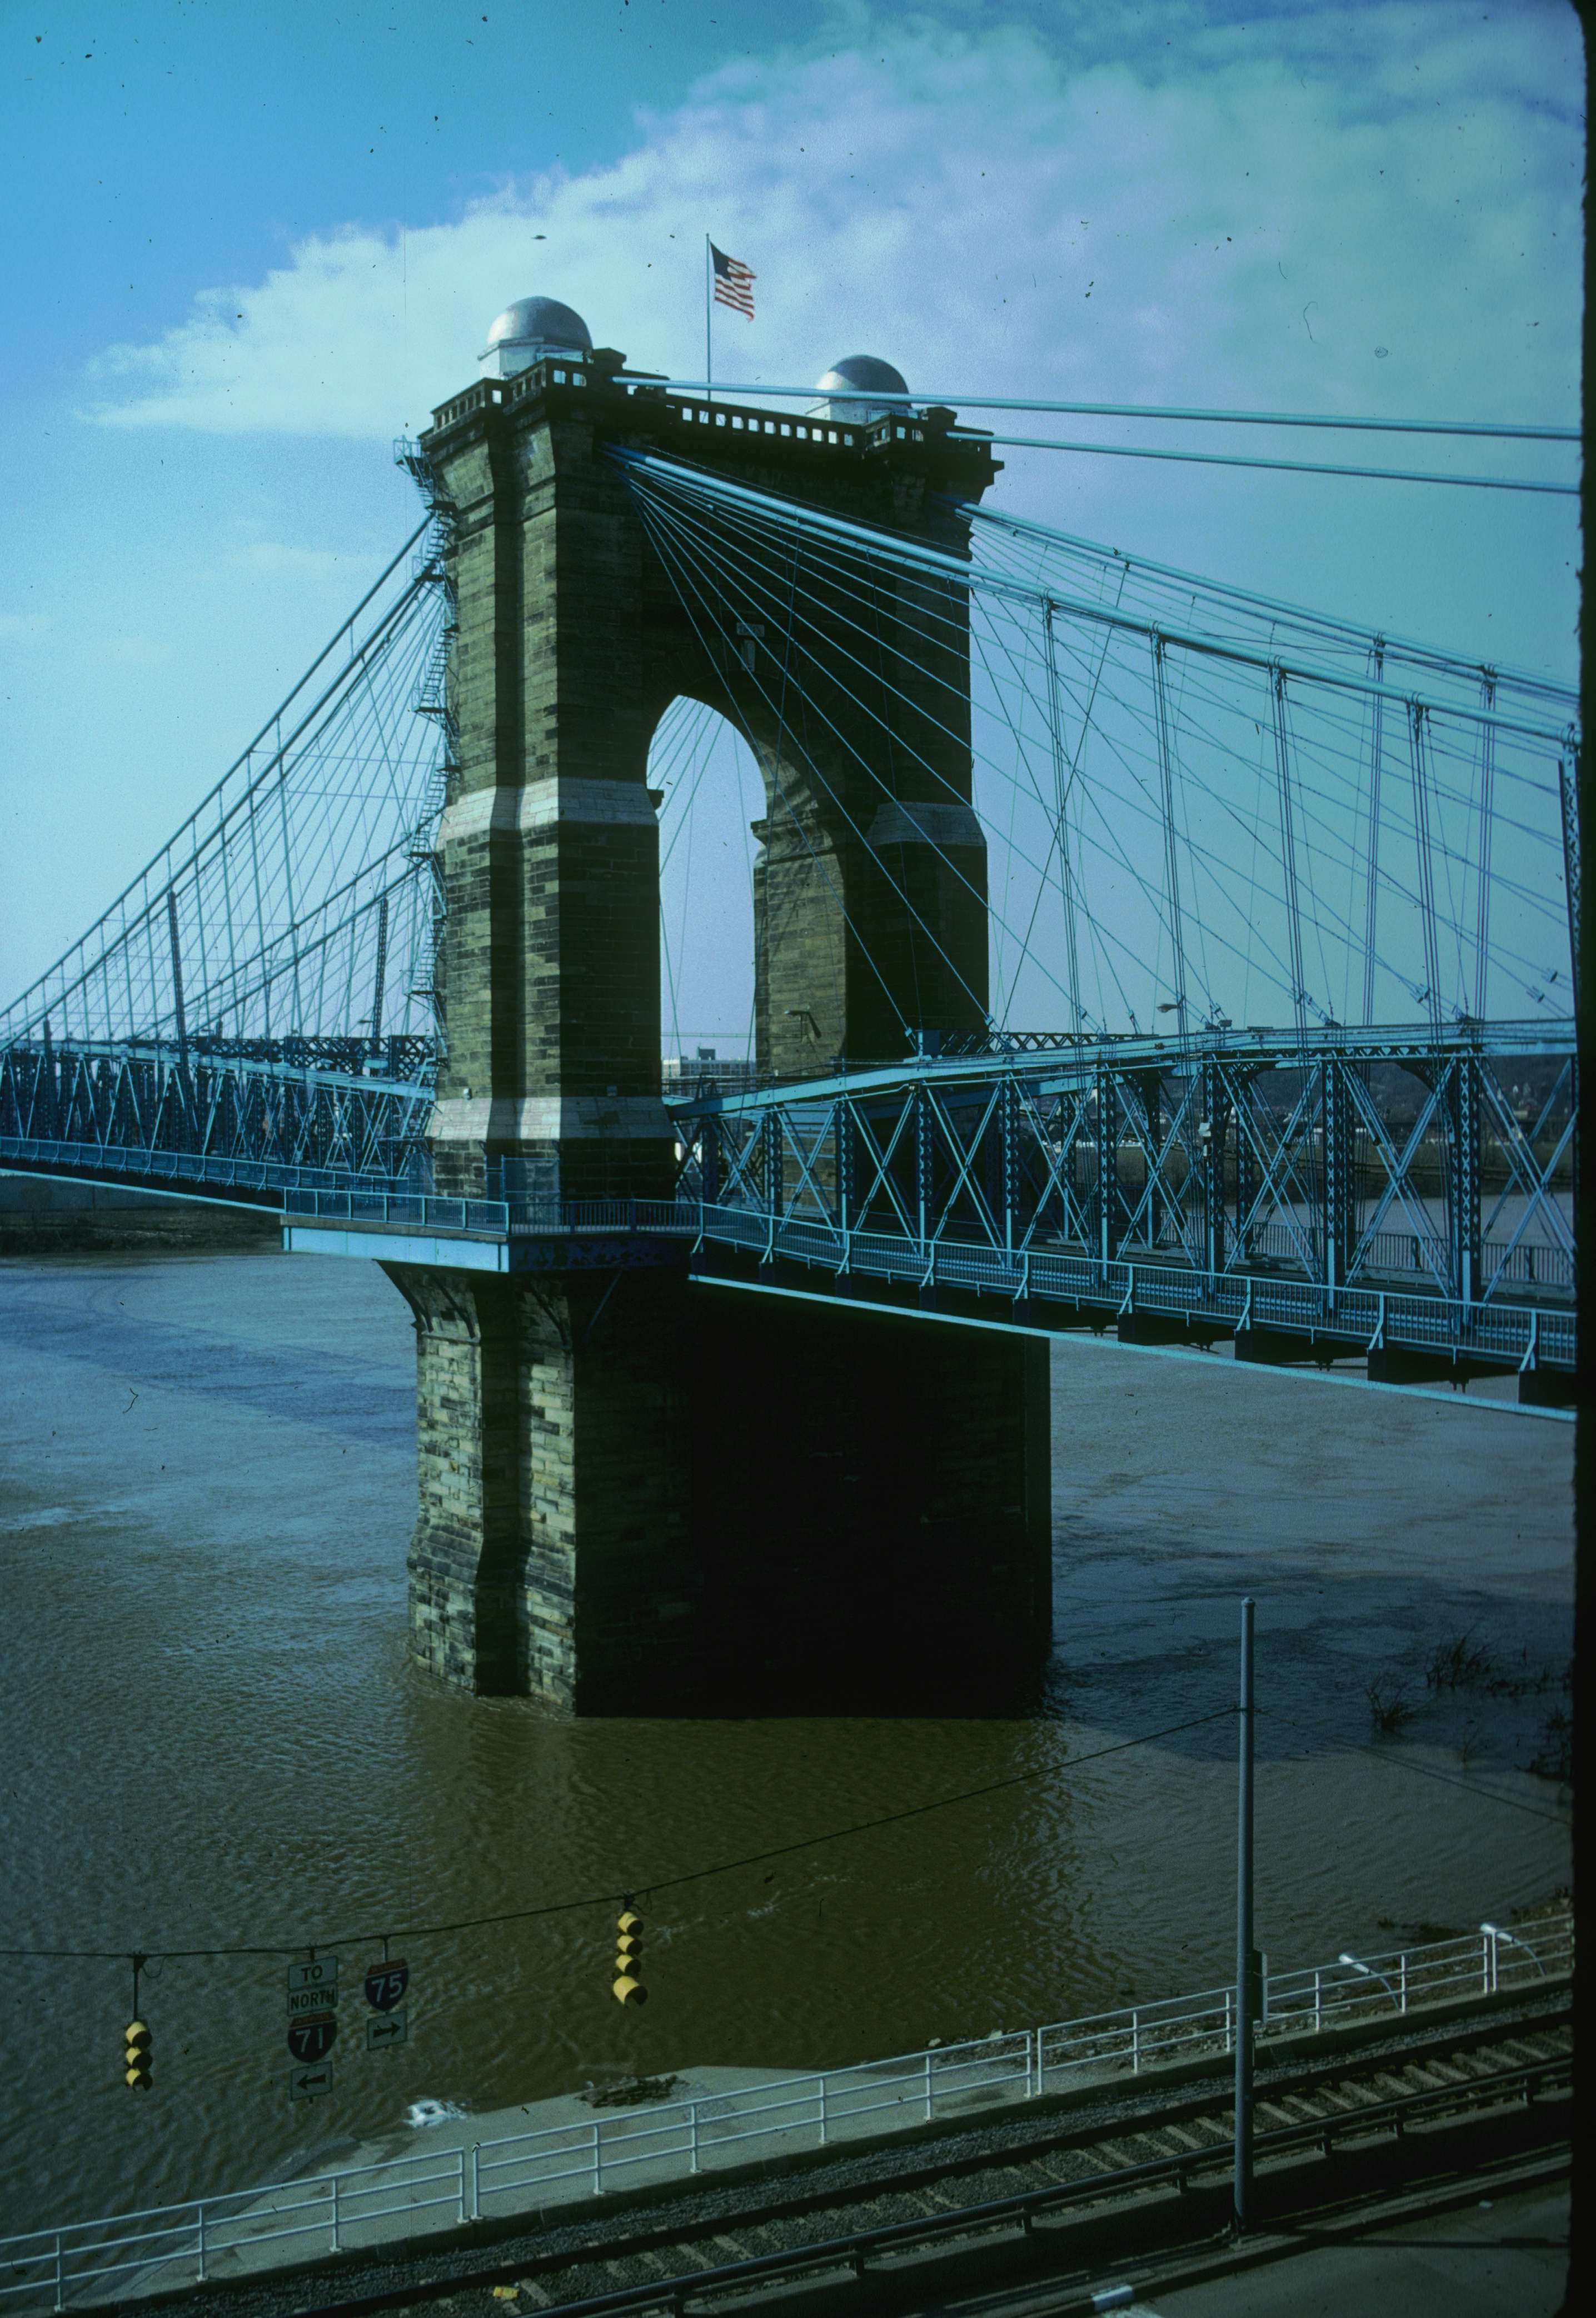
[
  {"left": 951, "top": 434, "right": 1578, "bottom": 497},
  {"left": 625, "top": 382, "right": 1578, "bottom": 443},
  {"left": 0, "top": 1706, "right": 1236, "bottom": 1964},
  {"left": 1258, "top": 1708, "right": 1570, "bottom": 1826}
]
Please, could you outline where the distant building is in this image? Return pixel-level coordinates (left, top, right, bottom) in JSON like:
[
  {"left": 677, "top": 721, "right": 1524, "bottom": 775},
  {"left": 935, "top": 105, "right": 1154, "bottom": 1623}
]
[{"left": 662, "top": 1046, "right": 761, "bottom": 1095}]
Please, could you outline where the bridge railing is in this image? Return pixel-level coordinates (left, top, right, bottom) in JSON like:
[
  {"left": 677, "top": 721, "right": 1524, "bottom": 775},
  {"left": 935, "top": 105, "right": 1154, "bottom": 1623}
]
[
  {"left": 0, "top": 1136, "right": 425, "bottom": 1208},
  {"left": 0, "top": 1913, "right": 1570, "bottom": 2309},
  {"left": 685, "top": 1200, "right": 1575, "bottom": 1372}
]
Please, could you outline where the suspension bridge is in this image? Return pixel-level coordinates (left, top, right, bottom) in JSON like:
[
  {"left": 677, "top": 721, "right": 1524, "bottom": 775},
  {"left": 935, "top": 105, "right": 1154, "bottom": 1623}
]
[{"left": 0, "top": 307, "right": 1578, "bottom": 1706}]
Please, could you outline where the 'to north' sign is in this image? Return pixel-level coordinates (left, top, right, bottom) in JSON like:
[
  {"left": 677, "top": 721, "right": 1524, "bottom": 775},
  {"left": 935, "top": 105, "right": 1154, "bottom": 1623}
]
[
  {"left": 286, "top": 1959, "right": 338, "bottom": 2001},
  {"left": 364, "top": 1959, "right": 410, "bottom": 2013}
]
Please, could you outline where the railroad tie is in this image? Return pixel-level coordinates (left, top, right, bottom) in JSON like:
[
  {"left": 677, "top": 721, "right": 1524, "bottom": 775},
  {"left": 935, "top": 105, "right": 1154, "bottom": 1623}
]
[{"left": 709, "top": 2234, "right": 758, "bottom": 2262}]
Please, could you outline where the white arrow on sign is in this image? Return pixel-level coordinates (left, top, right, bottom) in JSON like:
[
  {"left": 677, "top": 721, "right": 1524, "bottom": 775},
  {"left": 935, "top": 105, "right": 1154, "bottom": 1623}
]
[
  {"left": 288, "top": 2064, "right": 333, "bottom": 2101},
  {"left": 287, "top": 1959, "right": 339, "bottom": 1999},
  {"left": 366, "top": 2011, "right": 408, "bottom": 2050}
]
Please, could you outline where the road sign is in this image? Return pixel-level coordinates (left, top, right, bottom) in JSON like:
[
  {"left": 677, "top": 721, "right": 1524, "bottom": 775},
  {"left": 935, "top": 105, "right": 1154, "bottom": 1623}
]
[
  {"left": 287, "top": 1984, "right": 339, "bottom": 2017},
  {"left": 366, "top": 2010, "right": 408, "bottom": 2051},
  {"left": 286, "top": 1959, "right": 338, "bottom": 2002},
  {"left": 288, "top": 2063, "right": 333, "bottom": 2101},
  {"left": 287, "top": 2011, "right": 338, "bottom": 2065},
  {"left": 363, "top": 1959, "right": 409, "bottom": 2013}
]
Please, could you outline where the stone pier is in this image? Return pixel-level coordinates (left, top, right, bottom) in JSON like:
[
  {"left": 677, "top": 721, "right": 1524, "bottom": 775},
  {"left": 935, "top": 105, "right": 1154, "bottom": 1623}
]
[{"left": 388, "top": 325, "right": 1050, "bottom": 1708}]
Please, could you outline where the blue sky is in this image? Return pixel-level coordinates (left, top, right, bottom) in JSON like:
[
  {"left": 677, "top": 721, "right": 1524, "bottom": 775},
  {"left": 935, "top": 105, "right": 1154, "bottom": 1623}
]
[{"left": 0, "top": 0, "right": 1582, "bottom": 1008}]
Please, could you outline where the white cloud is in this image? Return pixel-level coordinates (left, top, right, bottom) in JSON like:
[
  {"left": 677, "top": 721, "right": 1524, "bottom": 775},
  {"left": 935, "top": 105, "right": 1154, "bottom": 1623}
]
[
  {"left": 86, "top": 5, "right": 1581, "bottom": 448},
  {"left": 223, "top": 542, "right": 371, "bottom": 590}
]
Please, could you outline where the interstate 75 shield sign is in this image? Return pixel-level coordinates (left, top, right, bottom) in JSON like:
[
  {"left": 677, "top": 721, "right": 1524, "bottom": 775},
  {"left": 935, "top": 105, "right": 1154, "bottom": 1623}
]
[
  {"left": 287, "top": 2011, "right": 338, "bottom": 2065},
  {"left": 364, "top": 1958, "right": 410, "bottom": 2013}
]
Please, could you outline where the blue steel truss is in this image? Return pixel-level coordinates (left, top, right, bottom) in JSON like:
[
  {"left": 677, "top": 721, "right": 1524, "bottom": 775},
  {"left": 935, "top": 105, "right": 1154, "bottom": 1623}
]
[
  {"left": 0, "top": 1036, "right": 433, "bottom": 1202},
  {"left": 669, "top": 1021, "right": 1575, "bottom": 1376}
]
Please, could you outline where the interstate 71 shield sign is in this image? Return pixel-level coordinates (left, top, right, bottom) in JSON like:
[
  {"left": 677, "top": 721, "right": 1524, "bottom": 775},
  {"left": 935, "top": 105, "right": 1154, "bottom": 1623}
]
[
  {"left": 287, "top": 2011, "right": 338, "bottom": 2065},
  {"left": 364, "top": 1958, "right": 410, "bottom": 2013}
]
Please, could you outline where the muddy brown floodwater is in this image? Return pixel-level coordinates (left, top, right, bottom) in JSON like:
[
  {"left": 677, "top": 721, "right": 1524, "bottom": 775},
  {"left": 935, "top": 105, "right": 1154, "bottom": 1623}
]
[{"left": 0, "top": 1246, "right": 1572, "bottom": 2237}]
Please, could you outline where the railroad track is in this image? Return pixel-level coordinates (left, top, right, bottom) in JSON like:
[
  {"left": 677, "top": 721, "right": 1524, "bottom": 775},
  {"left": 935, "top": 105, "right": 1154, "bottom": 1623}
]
[{"left": 196, "top": 2006, "right": 1572, "bottom": 2318}]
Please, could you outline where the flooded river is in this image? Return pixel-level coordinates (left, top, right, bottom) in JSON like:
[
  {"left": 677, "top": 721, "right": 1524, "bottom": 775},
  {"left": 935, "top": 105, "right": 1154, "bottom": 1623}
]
[{"left": 0, "top": 1245, "right": 1572, "bottom": 2236}]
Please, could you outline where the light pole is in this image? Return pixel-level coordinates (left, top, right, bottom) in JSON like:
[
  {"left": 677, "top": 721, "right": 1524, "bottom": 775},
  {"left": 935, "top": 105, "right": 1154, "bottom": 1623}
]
[{"left": 1234, "top": 1595, "right": 1255, "bottom": 2234}]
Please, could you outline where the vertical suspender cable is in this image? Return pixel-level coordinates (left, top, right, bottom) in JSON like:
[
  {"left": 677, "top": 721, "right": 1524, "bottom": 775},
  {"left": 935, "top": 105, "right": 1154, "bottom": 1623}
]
[
  {"left": 1361, "top": 641, "right": 1384, "bottom": 1026},
  {"left": 165, "top": 890, "right": 187, "bottom": 1056},
  {"left": 1409, "top": 704, "right": 1445, "bottom": 1036},
  {"left": 1271, "top": 669, "right": 1308, "bottom": 1043},
  {"left": 371, "top": 893, "right": 390, "bottom": 1050},
  {"left": 1150, "top": 634, "right": 1188, "bottom": 1030},
  {"left": 277, "top": 716, "right": 303, "bottom": 1037},
  {"left": 1043, "top": 602, "right": 1084, "bottom": 1034},
  {"left": 1473, "top": 670, "right": 1497, "bottom": 1019},
  {"left": 1559, "top": 745, "right": 1581, "bottom": 1025}
]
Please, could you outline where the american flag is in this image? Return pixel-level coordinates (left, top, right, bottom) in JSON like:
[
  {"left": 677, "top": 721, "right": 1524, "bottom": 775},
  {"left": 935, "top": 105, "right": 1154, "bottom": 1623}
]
[{"left": 711, "top": 242, "right": 756, "bottom": 320}]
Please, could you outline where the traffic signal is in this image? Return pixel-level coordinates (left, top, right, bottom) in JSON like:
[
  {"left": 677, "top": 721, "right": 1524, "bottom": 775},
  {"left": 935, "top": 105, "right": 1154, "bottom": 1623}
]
[
  {"left": 124, "top": 2020, "right": 153, "bottom": 2091},
  {"left": 612, "top": 1911, "right": 647, "bottom": 2006}
]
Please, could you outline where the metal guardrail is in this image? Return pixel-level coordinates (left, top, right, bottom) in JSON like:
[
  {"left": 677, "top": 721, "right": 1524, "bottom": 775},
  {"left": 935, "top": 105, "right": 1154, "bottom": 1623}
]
[
  {"left": 0, "top": 1915, "right": 1570, "bottom": 2310},
  {"left": 688, "top": 1203, "right": 1576, "bottom": 1370},
  {"left": 0, "top": 1138, "right": 421, "bottom": 1207}
]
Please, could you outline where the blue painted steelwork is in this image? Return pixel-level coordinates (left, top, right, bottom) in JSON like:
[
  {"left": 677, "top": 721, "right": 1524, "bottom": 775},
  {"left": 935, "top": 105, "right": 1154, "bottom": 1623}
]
[
  {"left": 669, "top": 1020, "right": 1575, "bottom": 1375},
  {"left": 0, "top": 1037, "right": 433, "bottom": 1199}
]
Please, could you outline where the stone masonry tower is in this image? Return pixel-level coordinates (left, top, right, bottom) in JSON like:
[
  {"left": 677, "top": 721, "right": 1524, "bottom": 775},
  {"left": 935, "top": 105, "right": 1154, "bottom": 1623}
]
[{"left": 382, "top": 305, "right": 1051, "bottom": 1710}]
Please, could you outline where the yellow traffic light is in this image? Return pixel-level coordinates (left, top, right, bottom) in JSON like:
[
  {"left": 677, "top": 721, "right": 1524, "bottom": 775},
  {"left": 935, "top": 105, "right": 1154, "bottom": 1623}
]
[
  {"left": 612, "top": 1911, "right": 647, "bottom": 2006},
  {"left": 124, "top": 2020, "right": 153, "bottom": 2091}
]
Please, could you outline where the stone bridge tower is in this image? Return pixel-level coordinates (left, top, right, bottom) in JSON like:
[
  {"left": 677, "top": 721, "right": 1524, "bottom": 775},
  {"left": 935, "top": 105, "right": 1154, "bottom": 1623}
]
[{"left": 383, "top": 303, "right": 1051, "bottom": 1711}]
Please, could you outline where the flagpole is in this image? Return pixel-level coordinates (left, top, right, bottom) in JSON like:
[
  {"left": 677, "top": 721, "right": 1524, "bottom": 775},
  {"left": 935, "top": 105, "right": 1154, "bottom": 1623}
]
[{"left": 704, "top": 236, "right": 714, "bottom": 403}]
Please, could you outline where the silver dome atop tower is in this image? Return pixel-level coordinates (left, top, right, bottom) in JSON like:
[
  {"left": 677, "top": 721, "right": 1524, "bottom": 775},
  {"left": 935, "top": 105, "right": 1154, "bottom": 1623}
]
[
  {"left": 812, "top": 355, "right": 910, "bottom": 422},
  {"left": 480, "top": 296, "right": 593, "bottom": 378}
]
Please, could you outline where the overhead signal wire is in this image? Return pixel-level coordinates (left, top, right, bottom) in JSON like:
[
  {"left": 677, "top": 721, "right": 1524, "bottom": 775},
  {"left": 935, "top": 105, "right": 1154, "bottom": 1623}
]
[
  {"left": 0, "top": 1705, "right": 1238, "bottom": 1965},
  {"left": 632, "top": 381, "right": 1577, "bottom": 442},
  {"left": 1255, "top": 1708, "right": 1570, "bottom": 1827},
  {"left": 950, "top": 432, "right": 1578, "bottom": 497}
]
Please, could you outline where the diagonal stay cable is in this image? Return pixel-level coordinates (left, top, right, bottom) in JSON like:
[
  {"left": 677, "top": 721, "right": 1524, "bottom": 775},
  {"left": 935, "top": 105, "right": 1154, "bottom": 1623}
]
[
  {"left": 633, "top": 492, "right": 907, "bottom": 1043},
  {"left": 635, "top": 487, "right": 999, "bottom": 1024}
]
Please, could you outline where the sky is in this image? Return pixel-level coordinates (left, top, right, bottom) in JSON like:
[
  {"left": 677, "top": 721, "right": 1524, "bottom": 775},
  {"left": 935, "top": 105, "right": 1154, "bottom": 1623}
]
[{"left": 0, "top": 0, "right": 1583, "bottom": 1026}]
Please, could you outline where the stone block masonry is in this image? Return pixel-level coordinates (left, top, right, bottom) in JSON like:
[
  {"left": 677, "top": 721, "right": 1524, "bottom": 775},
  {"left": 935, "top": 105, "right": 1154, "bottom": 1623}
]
[
  {"left": 386, "top": 1255, "right": 1050, "bottom": 1713},
  {"left": 385, "top": 347, "right": 1047, "bottom": 1707},
  {"left": 384, "top": 1260, "right": 698, "bottom": 1709}
]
